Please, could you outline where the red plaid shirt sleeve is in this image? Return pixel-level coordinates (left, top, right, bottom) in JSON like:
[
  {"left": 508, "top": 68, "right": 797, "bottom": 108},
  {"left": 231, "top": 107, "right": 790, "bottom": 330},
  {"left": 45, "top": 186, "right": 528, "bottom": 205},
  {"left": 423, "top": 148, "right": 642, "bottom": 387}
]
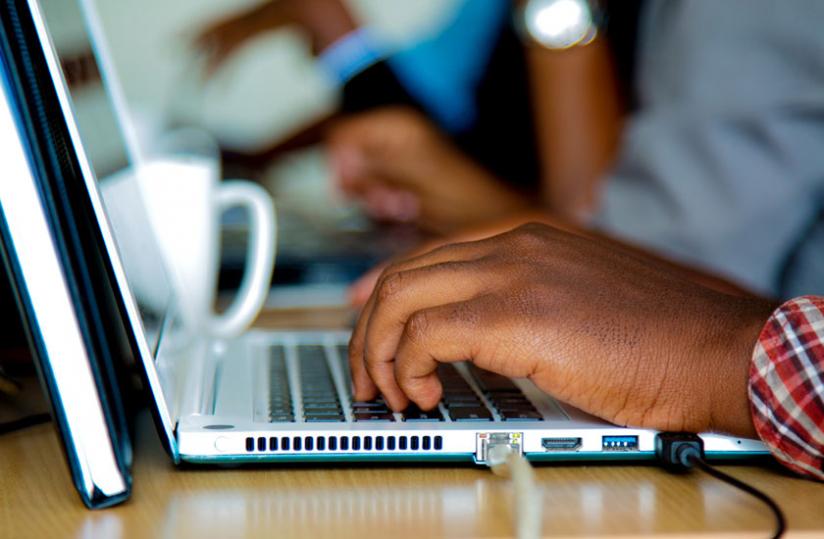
[{"left": 749, "top": 296, "right": 824, "bottom": 480}]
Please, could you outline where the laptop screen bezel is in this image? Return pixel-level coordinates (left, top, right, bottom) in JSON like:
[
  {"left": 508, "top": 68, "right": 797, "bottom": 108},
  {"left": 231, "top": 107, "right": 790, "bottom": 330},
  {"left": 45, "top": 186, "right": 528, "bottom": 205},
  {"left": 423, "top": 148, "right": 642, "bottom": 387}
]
[{"left": 24, "top": 0, "right": 180, "bottom": 459}]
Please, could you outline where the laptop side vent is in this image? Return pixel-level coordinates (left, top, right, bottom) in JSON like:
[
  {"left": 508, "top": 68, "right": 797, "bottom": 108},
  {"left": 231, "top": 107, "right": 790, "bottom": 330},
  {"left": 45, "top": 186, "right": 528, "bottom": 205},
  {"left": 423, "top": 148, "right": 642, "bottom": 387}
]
[{"left": 244, "top": 435, "right": 444, "bottom": 453}]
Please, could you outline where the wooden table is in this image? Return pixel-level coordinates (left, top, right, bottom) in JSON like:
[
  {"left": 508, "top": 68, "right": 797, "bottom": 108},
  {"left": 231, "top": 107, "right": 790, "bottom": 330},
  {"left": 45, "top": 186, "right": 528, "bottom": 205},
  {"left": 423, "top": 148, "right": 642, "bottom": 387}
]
[{"left": 1, "top": 308, "right": 823, "bottom": 538}]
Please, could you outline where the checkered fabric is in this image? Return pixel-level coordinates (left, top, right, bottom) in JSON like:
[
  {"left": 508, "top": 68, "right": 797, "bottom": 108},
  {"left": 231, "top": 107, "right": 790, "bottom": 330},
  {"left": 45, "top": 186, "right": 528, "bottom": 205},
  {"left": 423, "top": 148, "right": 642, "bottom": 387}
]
[{"left": 749, "top": 296, "right": 824, "bottom": 480}]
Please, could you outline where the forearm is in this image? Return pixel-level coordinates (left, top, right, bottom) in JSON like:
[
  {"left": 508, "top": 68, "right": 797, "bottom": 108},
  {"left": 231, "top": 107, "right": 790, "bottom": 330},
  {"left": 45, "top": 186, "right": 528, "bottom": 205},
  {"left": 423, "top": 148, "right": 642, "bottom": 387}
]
[
  {"left": 526, "top": 37, "right": 624, "bottom": 221},
  {"left": 297, "top": 0, "right": 357, "bottom": 52}
]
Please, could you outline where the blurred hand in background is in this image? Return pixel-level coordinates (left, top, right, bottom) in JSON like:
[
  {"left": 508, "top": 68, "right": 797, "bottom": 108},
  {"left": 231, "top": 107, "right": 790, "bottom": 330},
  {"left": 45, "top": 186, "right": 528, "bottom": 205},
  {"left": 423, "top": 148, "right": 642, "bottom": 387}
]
[
  {"left": 327, "top": 107, "right": 529, "bottom": 234},
  {"left": 193, "top": 0, "right": 356, "bottom": 77}
]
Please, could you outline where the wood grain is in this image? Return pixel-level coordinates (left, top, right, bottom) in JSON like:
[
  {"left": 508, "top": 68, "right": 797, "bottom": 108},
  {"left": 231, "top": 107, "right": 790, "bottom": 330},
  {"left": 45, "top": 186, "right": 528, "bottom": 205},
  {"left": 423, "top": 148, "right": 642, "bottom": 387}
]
[{"left": 2, "top": 418, "right": 823, "bottom": 539}]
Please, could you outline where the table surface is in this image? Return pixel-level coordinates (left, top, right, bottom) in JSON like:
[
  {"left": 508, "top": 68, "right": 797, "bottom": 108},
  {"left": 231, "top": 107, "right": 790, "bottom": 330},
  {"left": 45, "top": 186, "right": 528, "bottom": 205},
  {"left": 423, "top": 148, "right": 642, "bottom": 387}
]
[{"left": 1, "top": 308, "right": 823, "bottom": 538}]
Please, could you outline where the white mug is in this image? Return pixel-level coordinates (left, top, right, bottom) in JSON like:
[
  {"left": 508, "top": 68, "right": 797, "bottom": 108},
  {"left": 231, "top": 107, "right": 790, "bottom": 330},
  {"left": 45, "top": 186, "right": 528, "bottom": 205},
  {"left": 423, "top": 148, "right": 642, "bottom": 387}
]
[{"left": 101, "top": 156, "right": 276, "bottom": 339}]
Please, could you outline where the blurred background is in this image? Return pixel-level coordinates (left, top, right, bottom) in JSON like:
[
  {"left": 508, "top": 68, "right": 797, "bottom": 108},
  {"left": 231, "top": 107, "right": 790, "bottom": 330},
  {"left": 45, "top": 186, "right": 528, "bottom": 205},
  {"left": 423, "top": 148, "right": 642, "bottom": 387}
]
[{"left": 94, "top": 0, "right": 455, "bottom": 151}]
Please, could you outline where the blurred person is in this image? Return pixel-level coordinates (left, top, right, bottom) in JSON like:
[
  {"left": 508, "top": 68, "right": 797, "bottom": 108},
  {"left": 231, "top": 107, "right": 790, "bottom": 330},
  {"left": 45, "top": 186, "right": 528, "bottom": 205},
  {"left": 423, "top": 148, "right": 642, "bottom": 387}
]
[
  {"left": 194, "top": 0, "right": 578, "bottom": 208},
  {"left": 341, "top": 0, "right": 824, "bottom": 303}
]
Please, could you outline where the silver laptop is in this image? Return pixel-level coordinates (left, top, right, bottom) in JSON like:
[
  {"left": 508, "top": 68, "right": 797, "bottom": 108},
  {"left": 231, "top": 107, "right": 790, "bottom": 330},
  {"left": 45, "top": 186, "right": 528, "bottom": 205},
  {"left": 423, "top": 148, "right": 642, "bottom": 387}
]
[{"left": 30, "top": 0, "right": 768, "bottom": 476}]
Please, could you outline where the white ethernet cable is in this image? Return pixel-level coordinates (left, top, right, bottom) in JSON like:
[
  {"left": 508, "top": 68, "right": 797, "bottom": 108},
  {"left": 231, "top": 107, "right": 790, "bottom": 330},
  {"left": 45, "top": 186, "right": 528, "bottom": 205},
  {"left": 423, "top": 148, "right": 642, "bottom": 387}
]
[{"left": 487, "top": 444, "right": 543, "bottom": 539}]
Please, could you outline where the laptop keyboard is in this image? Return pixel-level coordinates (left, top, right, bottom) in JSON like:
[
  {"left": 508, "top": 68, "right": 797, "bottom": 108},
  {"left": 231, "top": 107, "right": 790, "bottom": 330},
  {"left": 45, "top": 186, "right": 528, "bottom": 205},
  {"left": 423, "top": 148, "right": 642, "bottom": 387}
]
[
  {"left": 264, "top": 343, "right": 549, "bottom": 424},
  {"left": 267, "top": 346, "right": 294, "bottom": 423}
]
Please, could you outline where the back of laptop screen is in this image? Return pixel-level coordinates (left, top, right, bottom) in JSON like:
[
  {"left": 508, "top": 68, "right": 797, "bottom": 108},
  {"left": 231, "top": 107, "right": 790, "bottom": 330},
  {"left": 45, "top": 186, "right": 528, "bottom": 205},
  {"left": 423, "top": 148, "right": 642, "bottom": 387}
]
[{"left": 39, "top": 0, "right": 173, "bottom": 353}]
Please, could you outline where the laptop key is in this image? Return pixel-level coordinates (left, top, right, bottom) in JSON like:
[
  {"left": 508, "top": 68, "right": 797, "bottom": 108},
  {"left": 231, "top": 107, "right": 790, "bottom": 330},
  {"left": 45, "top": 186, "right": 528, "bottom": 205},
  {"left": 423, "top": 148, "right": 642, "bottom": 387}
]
[
  {"left": 351, "top": 399, "right": 386, "bottom": 408},
  {"left": 444, "top": 400, "right": 484, "bottom": 409},
  {"left": 351, "top": 401, "right": 391, "bottom": 414},
  {"left": 448, "top": 408, "right": 493, "bottom": 422},
  {"left": 402, "top": 406, "right": 443, "bottom": 422},
  {"left": 304, "top": 409, "right": 343, "bottom": 418},
  {"left": 354, "top": 413, "right": 395, "bottom": 422},
  {"left": 306, "top": 416, "right": 345, "bottom": 423},
  {"left": 500, "top": 410, "right": 543, "bottom": 421},
  {"left": 303, "top": 401, "right": 341, "bottom": 410},
  {"left": 473, "top": 370, "right": 520, "bottom": 393}
]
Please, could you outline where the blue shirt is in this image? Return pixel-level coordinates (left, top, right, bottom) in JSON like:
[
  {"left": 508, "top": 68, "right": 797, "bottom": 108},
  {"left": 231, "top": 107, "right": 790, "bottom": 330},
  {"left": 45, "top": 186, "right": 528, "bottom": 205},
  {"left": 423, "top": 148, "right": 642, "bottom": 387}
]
[{"left": 319, "top": 1, "right": 509, "bottom": 133}]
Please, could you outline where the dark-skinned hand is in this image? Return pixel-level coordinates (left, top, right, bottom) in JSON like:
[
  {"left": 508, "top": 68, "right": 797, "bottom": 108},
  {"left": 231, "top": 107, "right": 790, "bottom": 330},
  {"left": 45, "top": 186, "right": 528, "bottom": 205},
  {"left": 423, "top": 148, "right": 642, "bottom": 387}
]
[{"left": 349, "top": 223, "right": 775, "bottom": 438}]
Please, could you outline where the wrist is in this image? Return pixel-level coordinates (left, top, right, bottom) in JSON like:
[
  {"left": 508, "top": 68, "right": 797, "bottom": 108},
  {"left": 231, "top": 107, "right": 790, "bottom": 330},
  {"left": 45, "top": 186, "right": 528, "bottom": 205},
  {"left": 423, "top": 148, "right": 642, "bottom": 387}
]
[
  {"left": 294, "top": 0, "right": 357, "bottom": 52},
  {"left": 688, "top": 296, "right": 776, "bottom": 438}
]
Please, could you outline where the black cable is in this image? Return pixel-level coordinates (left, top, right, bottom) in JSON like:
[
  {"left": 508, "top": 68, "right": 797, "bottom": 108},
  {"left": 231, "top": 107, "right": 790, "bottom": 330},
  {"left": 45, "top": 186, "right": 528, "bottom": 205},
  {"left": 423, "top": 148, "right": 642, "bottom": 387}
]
[
  {"left": 686, "top": 453, "right": 786, "bottom": 539},
  {"left": 0, "top": 413, "right": 51, "bottom": 435},
  {"left": 656, "top": 432, "right": 786, "bottom": 539}
]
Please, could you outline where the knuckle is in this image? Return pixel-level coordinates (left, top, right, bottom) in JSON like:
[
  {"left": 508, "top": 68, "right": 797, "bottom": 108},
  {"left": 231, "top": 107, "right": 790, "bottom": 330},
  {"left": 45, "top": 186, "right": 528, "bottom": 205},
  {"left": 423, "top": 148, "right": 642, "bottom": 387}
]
[
  {"left": 376, "top": 271, "right": 406, "bottom": 302},
  {"left": 512, "top": 222, "right": 549, "bottom": 247},
  {"left": 405, "top": 310, "right": 433, "bottom": 344}
]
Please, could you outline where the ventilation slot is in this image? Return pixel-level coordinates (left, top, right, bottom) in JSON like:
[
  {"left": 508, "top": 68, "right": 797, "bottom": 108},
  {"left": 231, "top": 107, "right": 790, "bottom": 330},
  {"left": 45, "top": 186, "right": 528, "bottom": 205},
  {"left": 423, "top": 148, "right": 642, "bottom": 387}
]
[{"left": 246, "top": 434, "right": 445, "bottom": 453}]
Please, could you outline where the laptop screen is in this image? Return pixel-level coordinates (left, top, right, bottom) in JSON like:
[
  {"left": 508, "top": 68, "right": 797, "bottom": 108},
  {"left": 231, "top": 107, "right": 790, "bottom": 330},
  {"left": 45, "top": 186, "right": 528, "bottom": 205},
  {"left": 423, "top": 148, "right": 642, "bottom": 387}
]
[{"left": 39, "top": 0, "right": 174, "bottom": 353}]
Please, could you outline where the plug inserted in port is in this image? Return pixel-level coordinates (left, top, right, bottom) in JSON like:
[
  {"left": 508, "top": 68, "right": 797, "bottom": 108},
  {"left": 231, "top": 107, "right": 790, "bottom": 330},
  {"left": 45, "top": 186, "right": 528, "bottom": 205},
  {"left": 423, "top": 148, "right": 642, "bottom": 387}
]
[
  {"left": 477, "top": 432, "right": 522, "bottom": 463},
  {"left": 602, "top": 435, "right": 638, "bottom": 451},
  {"left": 541, "top": 437, "right": 582, "bottom": 451}
]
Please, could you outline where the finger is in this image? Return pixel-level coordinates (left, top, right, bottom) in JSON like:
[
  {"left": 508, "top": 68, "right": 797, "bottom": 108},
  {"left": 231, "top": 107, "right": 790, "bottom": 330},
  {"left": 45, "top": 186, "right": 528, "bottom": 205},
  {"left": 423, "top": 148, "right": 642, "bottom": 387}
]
[
  {"left": 349, "top": 238, "right": 495, "bottom": 401},
  {"left": 363, "top": 260, "right": 490, "bottom": 411},
  {"left": 393, "top": 298, "right": 496, "bottom": 410},
  {"left": 370, "top": 188, "right": 419, "bottom": 222},
  {"left": 329, "top": 146, "right": 367, "bottom": 194},
  {"left": 348, "top": 291, "right": 380, "bottom": 402}
]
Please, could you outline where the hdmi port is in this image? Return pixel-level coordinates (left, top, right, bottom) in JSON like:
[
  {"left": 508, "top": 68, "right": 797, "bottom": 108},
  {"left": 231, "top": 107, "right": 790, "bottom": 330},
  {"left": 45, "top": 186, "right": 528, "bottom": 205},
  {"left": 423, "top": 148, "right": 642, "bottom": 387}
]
[{"left": 541, "top": 437, "right": 582, "bottom": 451}]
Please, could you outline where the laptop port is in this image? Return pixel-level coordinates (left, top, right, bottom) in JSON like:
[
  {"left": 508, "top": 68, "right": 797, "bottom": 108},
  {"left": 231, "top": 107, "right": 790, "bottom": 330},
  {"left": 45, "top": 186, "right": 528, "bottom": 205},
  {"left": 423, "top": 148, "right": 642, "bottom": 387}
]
[
  {"left": 476, "top": 432, "right": 522, "bottom": 463},
  {"left": 541, "top": 437, "right": 582, "bottom": 451},
  {"left": 602, "top": 435, "right": 639, "bottom": 451}
]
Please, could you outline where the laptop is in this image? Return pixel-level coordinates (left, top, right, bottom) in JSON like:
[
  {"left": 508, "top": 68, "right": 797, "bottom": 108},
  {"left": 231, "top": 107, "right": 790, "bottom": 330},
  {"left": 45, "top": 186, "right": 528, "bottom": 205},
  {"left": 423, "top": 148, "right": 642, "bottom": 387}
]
[{"left": 0, "top": 0, "right": 768, "bottom": 509}]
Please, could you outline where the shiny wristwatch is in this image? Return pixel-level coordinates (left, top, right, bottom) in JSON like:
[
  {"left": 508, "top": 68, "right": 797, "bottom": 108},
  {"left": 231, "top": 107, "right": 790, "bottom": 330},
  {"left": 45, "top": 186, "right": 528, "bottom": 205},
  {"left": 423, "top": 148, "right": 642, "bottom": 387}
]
[{"left": 516, "top": 0, "right": 601, "bottom": 50}]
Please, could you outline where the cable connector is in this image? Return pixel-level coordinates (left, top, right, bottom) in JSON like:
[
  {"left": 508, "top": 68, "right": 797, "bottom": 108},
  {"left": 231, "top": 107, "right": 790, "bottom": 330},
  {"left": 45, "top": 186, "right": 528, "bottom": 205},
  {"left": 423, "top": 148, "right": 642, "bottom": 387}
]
[
  {"left": 655, "top": 432, "right": 786, "bottom": 538},
  {"left": 486, "top": 444, "right": 542, "bottom": 539},
  {"left": 655, "top": 432, "right": 704, "bottom": 472}
]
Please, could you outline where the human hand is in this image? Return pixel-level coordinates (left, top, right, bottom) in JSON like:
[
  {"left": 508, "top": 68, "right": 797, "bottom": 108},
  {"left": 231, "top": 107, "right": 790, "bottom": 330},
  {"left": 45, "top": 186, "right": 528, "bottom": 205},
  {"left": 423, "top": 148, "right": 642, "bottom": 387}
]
[
  {"left": 346, "top": 211, "right": 568, "bottom": 308},
  {"left": 328, "top": 108, "right": 529, "bottom": 234},
  {"left": 348, "top": 222, "right": 775, "bottom": 438},
  {"left": 193, "top": 0, "right": 355, "bottom": 77}
]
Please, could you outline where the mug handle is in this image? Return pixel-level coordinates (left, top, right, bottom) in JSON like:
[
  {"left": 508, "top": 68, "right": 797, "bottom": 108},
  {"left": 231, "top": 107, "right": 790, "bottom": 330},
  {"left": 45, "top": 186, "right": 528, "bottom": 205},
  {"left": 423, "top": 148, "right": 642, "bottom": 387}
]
[{"left": 209, "top": 181, "right": 277, "bottom": 338}]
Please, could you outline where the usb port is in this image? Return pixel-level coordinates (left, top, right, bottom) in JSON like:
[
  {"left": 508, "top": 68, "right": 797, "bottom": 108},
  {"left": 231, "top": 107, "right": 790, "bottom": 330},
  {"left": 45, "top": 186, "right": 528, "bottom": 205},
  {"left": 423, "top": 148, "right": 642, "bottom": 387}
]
[
  {"left": 602, "top": 435, "right": 638, "bottom": 451},
  {"left": 541, "top": 437, "right": 582, "bottom": 451}
]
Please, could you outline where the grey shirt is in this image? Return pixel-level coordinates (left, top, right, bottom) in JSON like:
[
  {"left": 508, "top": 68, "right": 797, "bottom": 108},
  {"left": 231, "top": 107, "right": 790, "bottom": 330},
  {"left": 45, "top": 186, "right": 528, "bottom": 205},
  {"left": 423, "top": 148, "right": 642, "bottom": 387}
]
[{"left": 595, "top": 0, "right": 824, "bottom": 298}]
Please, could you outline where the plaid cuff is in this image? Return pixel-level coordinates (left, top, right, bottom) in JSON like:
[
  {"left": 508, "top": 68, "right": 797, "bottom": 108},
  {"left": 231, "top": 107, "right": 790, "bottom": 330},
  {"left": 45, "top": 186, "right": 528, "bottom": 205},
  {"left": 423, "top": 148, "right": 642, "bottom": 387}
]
[{"left": 749, "top": 296, "right": 824, "bottom": 480}]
